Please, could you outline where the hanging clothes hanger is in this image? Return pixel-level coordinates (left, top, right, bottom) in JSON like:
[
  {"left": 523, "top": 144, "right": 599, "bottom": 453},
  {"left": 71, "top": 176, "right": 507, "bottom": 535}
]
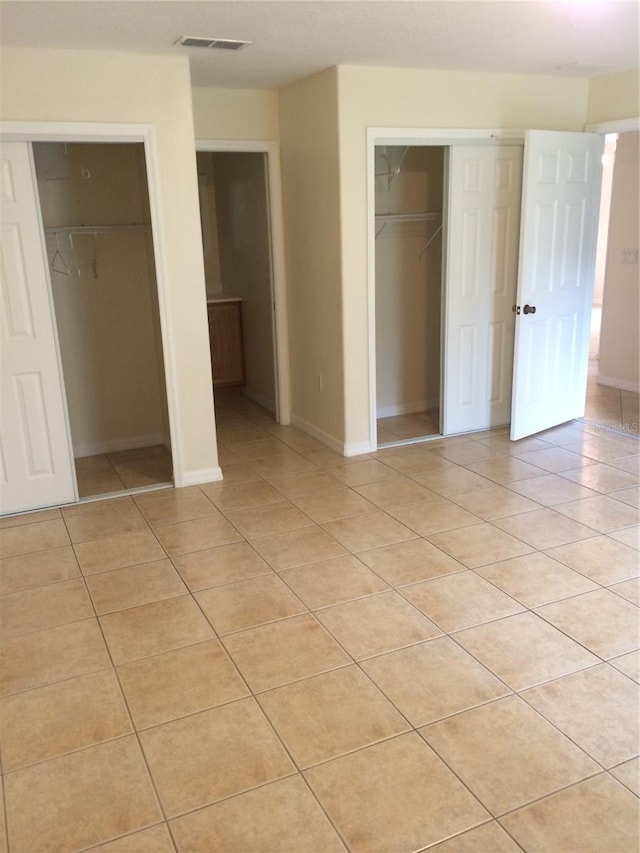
[{"left": 50, "top": 233, "right": 71, "bottom": 276}]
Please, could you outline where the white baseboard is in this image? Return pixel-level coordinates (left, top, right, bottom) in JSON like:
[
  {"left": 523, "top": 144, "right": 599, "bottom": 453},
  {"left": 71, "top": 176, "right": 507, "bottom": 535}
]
[
  {"left": 289, "top": 414, "right": 373, "bottom": 458},
  {"left": 344, "top": 440, "right": 374, "bottom": 457},
  {"left": 377, "top": 399, "right": 439, "bottom": 418},
  {"left": 597, "top": 375, "right": 640, "bottom": 394},
  {"left": 175, "top": 466, "right": 223, "bottom": 487},
  {"left": 74, "top": 433, "right": 166, "bottom": 458}
]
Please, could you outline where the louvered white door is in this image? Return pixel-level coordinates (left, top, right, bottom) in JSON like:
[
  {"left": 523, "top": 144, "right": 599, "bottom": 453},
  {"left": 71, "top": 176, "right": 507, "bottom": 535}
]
[
  {"left": 0, "top": 141, "right": 76, "bottom": 514},
  {"left": 443, "top": 145, "right": 523, "bottom": 434},
  {"left": 510, "top": 131, "right": 604, "bottom": 440}
]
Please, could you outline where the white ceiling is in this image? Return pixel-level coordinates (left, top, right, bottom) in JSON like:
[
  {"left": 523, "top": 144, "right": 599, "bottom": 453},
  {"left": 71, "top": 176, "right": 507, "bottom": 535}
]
[{"left": 0, "top": 0, "right": 638, "bottom": 90}]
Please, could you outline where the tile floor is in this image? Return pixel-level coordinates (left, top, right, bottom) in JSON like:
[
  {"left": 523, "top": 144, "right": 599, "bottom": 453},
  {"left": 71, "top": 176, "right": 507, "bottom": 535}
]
[
  {"left": 75, "top": 446, "right": 173, "bottom": 499},
  {"left": 377, "top": 408, "right": 440, "bottom": 445},
  {"left": 0, "top": 388, "right": 639, "bottom": 852}
]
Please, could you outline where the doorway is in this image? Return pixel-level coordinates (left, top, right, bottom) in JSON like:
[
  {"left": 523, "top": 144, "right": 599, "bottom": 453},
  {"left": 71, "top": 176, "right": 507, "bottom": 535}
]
[{"left": 32, "top": 141, "right": 173, "bottom": 499}]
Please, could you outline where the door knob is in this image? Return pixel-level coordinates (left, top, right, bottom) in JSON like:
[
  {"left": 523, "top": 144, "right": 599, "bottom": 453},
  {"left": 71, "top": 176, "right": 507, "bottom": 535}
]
[{"left": 523, "top": 304, "right": 536, "bottom": 315}]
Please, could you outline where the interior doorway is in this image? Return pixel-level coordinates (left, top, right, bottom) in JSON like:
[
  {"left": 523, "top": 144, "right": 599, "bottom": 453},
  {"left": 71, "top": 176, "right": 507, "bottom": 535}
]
[
  {"left": 32, "top": 141, "right": 173, "bottom": 499},
  {"left": 374, "top": 146, "right": 444, "bottom": 446}
]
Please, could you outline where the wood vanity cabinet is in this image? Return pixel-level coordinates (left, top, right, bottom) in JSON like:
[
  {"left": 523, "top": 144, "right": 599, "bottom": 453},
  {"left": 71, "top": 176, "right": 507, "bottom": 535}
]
[{"left": 207, "top": 299, "right": 245, "bottom": 386}]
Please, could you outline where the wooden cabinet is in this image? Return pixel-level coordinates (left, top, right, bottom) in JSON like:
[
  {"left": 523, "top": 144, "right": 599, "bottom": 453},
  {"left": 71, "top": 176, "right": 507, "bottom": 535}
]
[{"left": 207, "top": 299, "right": 245, "bottom": 386}]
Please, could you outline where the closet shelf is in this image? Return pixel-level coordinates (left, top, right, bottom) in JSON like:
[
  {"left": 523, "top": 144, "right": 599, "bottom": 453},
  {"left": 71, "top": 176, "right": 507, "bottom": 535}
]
[{"left": 44, "top": 224, "right": 151, "bottom": 236}]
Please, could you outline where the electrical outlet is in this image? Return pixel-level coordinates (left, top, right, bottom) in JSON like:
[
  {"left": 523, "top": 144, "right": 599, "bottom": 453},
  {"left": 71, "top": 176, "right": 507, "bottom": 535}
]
[
  {"left": 317, "top": 374, "right": 323, "bottom": 392},
  {"left": 621, "top": 249, "right": 638, "bottom": 265}
]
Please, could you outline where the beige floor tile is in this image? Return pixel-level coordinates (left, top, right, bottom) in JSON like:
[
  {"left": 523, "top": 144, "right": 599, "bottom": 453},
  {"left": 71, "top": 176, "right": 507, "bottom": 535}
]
[
  {"left": 172, "top": 542, "right": 272, "bottom": 591},
  {"left": 196, "top": 574, "right": 307, "bottom": 634},
  {"left": 545, "top": 535, "right": 640, "bottom": 584},
  {"left": 229, "top": 437, "right": 297, "bottom": 462},
  {"left": 0, "top": 577, "right": 93, "bottom": 639},
  {"left": 139, "top": 698, "right": 294, "bottom": 818},
  {"left": 370, "top": 446, "right": 450, "bottom": 476},
  {"left": 251, "top": 453, "right": 317, "bottom": 478},
  {"left": 73, "top": 529, "right": 166, "bottom": 576},
  {"left": 455, "top": 611, "right": 599, "bottom": 691},
  {"left": 516, "top": 446, "right": 594, "bottom": 473},
  {"left": 153, "top": 515, "right": 242, "bottom": 556},
  {"left": 133, "top": 487, "right": 218, "bottom": 526},
  {"left": 223, "top": 613, "right": 351, "bottom": 692},
  {"left": 62, "top": 498, "right": 148, "bottom": 543},
  {"left": 610, "top": 455, "right": 640, "bottom": 475},
  {"left": 280, "top": 554, "right": 389, "bottom": 609},
  {"left": 268, "top": 470, "right": 345, "bottom": 499},
  {"left": 466, "top": 457, "right": 546, "bottom": 484},
  {"left": 353, "top": 478, "right": 437, "bottom": 508},
  {"left": 401, "top": 571, "right": 524, "bottom": 632},
  {"left": 361, "top": 637, "right": 509, "bottom": 727},
  {"left": 610, "top": 577, "right": 640, "bottom": 605},
  {"left": 315, "top": 590, "right": 441, "bottom": 660},
  {"left": 305, "top": 732, "right": 489, "bottom": 853},
  {"left": 434, "top": 442, "right": 505, "bottom": 466},
  {"left": 86, "top": 559, "right": 187, "bottom": 614},
  {"left": 0, "top": 545, "right": 80, "bottom": 595},
  {"left": 610, "top": 757, "right": 640, "bottom": 797},
  {"left": 89, "top": 824, "right": 175, "bottom": 852},
  {"left": 536, "top": 589, "right": 640, "bottom": 659},
  {"left": 170, "top": 776, "right": 345, "bottom": 853},
  {"left": 500, "top": 774, "right": 640, "bottom": 853},
  {"left": 203, "top": 461, "right": 260, "bottom": 486},
  {"left": 225, "top": 502, "right": 314, "bottom": 539},
  {"left": 0, "top": 518, "right": 69, "bottom": 558},
  {"left": 0, "top": 507, "right": 61, "bottom": 530},
  {"left": 428, "top": 821, "right": 522, "bottom": 852},
  {"left": 565, "top": 436, "right": 639, "bottom": 464},
  {"left": 250, "top": 525, "right": 347, "bottom": 571},
  {"left": 100, "top": 595, "right": 214, "bottom": 665},
  {"left": 0, "top": 618, "right": 110, "bottom": 697},
  {"left": 4, "top": 736, "right": 161, "bottom": 853},
  {"left": 609, "top": 650, "right": 640, "bottom": 683},
  {"left": 113, "top": 455, "right": 173, "bottom": 491},
  {"left": 428, "top": 523, "right": 534, "bottom": 568},
  {"left": 389, "top": 498, "right": 480, "bottom": 537},
  {"left": 412, "top": 467, "right": 493, "bottom": 497},
  {"left": 556, "top": 494, "right": 640, "bottom": 533},
  {"left": 562, "top": 462, "right": 638, "bottom": 494},
  {"left": 493, "top": 507, "right": 597, "bottom": 549},
  {"left": 322, "top": 511, "right": 417, "bottom": 552},
  {"left": 0, "top": 669, "right": 132, "bottom": 771},
  {"left": 76, "top": 464, "right": 125, "bottom": 498},
  {"left": 264, "top": 425, "right": 326, "bottom": 453},
  {"left": 292, "top": 489, "right": 377, "bottom": 523},
  {"left": 476, "top": 552, "right": 598, "bottom": 607},
  {"left": 451, "top": 484, "right": 541, "bottom": 520},
  {"left": 217, "top": 424, "right": 271, "bottom": 445},
  {"left": 117, "top": 639, "right": 249, "bottom": 729},
  {"left": 611, "top": 485, "right": 640, "bottom": 508},
  {"left": 204, "top": 480, "right": 286, "bottom": 512},
  {"left": 421, "top": 694, "right": 598, "bottom": 815},
  {"left": 356, "top": 537, "right": 466, "bottom": 586},
  {"left": 609, "top": 525, "right": 640, "bottom": 549},
  {"left": 326, "top": 459, "right": 404, "bottom": 487},
  {"left": 301, "top": 447, "right": 350, "bottom": 468},
  {"left": 507, "top": 472, "right": 597, "bottom": 506},
  {"left": 259, "top": 665, "right": 409, "bottom": 768},
  {"left": 522, "top": 664, "right": 640, "bottom": 768}
]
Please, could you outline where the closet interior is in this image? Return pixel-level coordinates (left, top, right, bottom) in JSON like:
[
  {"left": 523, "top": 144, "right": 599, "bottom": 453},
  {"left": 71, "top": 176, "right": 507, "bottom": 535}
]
[
  {"left": 375, "top": 145, "right": 445, "bottom": 445},
  {"left": 33, "top": 142, "right": 172, "bottom": 499}
]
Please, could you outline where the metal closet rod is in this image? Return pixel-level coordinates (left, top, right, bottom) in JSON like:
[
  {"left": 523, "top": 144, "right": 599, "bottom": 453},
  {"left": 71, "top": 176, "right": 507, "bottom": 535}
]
[
  {"left": 375, "top": 212, "right": 441, "bottom": 222},
  {"left": 44, "top": 224, "right": 151, "bottom": 236}
]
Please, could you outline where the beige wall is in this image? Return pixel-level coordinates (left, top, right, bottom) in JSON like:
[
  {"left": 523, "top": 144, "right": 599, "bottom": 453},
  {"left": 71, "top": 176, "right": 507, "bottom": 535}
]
[
  {"left": 599, "top": 131, "right": 639, "bottom": 392},
  {"left": 192, "top": 87, "right": 280, "bottom": 141},
  {"left": 0, "top": 48, "right": 219, "bottom": 484},
  {"left": 587, "top": 70, "right": 640, "bottom": 125},
  {"left": 34, "top": 142, "right": 169, "bottom": 456},
  {"left": 336, "top": 65, "right": 590, "bottom": 447},
  {"left": 279, "top": 68, "right": 344, "bottom": 445}
]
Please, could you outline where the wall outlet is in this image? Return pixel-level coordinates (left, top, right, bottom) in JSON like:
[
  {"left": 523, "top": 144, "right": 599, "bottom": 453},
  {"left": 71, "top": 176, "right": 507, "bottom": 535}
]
[
  {"left": 621, "top": 249, "right": 638, "bottom": 265},
  {"left": 317, "top": 374, "right": 323, "bottom": 392}
]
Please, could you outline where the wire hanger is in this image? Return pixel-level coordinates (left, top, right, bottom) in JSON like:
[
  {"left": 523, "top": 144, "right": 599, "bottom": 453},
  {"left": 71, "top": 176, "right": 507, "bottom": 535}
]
[{"left": 50, "top": 233, "right": 71, "bottom": 276}]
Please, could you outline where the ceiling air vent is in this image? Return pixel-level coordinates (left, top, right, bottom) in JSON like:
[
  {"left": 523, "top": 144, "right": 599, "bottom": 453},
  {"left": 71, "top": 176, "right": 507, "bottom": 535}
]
[{"left": 177, "top": 35, "right": 251, "bottom": 50}]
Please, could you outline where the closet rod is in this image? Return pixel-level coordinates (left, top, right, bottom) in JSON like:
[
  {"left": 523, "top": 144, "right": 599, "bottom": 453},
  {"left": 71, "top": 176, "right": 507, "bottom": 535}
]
[
  {"left": 375, "top": 212, "right": 441, "bottom": 224},
  {"left": 44, "top": 224, "right": 151, "bottom": 236}
]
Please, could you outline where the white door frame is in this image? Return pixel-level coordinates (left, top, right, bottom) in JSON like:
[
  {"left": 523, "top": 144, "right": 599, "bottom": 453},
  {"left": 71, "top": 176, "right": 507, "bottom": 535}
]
[
  {"left": 196, "top": 139, "right": 291, "bottom": 425},
  {"left": 366, "top": 127, "right": 525, "bottom": 451},
  {"left": 0, "top": 120, "right": 183, "bottom": 484}
]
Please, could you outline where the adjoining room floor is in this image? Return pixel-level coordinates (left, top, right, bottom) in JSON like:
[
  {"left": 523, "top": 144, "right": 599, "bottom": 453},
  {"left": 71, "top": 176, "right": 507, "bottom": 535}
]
[
  {"left": 377, "top": 408, "right": 440, "bottom": 444},
  {"left": 75, "top": 445, "right": 173, "bottom": 498},
  {"left": 1, "top": 396, "right": 638, "bottom": 852}
]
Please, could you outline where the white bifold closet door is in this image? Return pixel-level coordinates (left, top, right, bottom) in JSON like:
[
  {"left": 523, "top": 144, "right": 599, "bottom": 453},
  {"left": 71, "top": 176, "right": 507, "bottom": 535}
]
[
  {"left": 443, "top": 144, "right": 524, "bottom": 435},
  {"left": 510, "top": 130, "right": 604, "bottom": 440},
  {"left": 0, "top": 141, "right": 76, "bottom": 515}
]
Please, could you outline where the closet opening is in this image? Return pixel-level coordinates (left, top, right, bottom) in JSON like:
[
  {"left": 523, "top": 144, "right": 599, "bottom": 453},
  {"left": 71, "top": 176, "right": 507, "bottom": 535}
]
[
  {"left": 196, "top": 149, "right": 279, "bottom": 427},
  {"left": 375, "top": 145, "right": 445, "bottom": 446},
  {"left": 33, "top": 141, "right": 173, "bottom": 499}
]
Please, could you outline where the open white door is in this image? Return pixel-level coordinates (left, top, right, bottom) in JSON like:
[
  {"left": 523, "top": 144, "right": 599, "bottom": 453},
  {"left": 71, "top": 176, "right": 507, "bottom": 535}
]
[
  {"left": 0, "top": 142, "right": 77, "bottom": 514},
  {"left": 443, "top": 145, "right": 523, "bottom": 434},
  {"left": 510, "top": 130, "right": 604, "bottom": 440}
]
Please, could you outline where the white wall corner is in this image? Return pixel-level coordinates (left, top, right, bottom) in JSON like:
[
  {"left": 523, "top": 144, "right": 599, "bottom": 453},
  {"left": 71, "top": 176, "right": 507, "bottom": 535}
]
[
  {"left": 343, "top": 440, "right": 375, "bottom": 457},
  {"left": 174, "top": 466, "right": 224, "bottom": 487}
]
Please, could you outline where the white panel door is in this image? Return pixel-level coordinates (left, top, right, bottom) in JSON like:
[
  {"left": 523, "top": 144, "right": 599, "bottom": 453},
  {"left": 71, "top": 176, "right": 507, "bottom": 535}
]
[
  {"left": 0, "top": 141, "right": 76, "bottom": 514},
  {"left": 510, "top": 131, "right": 604, "bottom": 440},
  {"left": 443, "top": 145, "right": 523, "bottom": 434}
]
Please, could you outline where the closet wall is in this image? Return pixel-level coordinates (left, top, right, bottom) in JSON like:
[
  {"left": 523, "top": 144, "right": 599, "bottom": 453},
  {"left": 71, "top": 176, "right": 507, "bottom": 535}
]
[
  {"left": 34, "top": 142, "right": 169, "bottom": 456},
  {"left": 375, "top": 146, "right": 444, "bottom": 417}
]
